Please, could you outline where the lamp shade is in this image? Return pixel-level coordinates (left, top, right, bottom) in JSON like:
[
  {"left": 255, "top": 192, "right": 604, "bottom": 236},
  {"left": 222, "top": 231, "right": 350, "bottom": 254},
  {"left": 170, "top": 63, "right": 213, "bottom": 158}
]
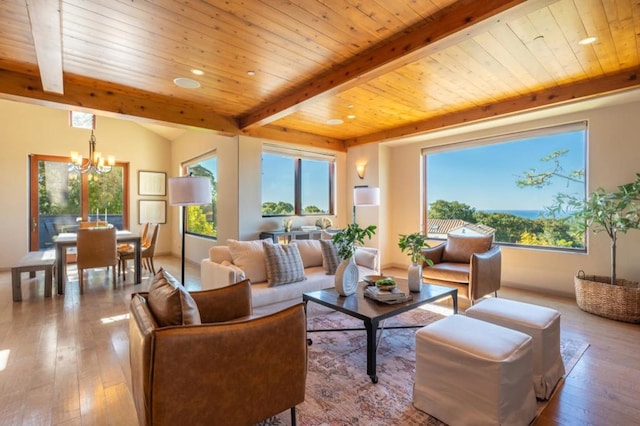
[
  {"left": 353, "top": 186, "right": 380, "bottom": 206},
  {"left": 168, "top": 176, "right": 212, "bottom": 206}
]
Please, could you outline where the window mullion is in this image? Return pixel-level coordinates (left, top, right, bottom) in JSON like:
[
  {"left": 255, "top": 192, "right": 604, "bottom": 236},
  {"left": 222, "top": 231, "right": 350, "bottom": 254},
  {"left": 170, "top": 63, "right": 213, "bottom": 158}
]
[{"left": 295, "top": 158, "right": 302, "bottom": 215}]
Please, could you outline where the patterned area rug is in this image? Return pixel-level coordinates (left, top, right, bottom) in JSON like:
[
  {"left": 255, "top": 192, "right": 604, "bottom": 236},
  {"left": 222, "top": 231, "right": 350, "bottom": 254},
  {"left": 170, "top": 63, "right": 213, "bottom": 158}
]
[{"left": 262, "top": 303, "right": 589, "bottom": 425}]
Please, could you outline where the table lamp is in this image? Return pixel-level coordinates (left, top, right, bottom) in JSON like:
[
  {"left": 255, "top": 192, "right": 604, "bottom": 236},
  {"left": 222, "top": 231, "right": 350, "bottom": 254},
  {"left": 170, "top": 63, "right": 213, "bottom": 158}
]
[{"left": 168, "top": 174, "right": 212, "bottom": 284}]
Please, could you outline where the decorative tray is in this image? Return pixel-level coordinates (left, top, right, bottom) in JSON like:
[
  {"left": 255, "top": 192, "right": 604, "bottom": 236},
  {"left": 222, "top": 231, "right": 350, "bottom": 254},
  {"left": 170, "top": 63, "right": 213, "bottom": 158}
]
[{"left": 363, "top": 275, "right": 389, "bottom": 285}]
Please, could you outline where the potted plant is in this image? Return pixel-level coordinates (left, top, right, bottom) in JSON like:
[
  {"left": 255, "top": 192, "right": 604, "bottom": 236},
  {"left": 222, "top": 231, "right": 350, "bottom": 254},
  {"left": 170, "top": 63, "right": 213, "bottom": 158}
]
[
  {"left": 551, "top": 173, "right": 640, "bottom": 322},
  {"left": 332, "top": 223, "right": 376, "bottom": 296},
  {"left": 398, "top": 232, "right": 433, "bottom": 292}
]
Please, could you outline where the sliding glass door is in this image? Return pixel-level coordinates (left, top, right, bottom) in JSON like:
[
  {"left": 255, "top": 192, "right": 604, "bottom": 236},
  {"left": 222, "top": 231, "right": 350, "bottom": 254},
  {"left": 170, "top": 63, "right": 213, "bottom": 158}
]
[{"left": 29, "top": 155, "right": 129, "bottom": 250}]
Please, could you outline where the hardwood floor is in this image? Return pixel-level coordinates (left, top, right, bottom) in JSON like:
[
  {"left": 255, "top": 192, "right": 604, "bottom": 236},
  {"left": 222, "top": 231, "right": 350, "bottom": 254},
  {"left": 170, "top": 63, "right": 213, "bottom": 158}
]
[{"left": 0, "top": 257, "right": 638, "bottom": 425}]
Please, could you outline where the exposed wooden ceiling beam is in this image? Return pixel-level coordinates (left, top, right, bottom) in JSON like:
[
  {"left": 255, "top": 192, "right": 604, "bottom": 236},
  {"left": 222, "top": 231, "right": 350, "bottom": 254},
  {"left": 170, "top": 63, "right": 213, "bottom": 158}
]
[
  {"left": 238, "top": 0, "right": 557, "bottom": 130},
  {"left": 24, "top": 0, "right": 64, "bottom": 94},
  {"left": 0, "top": 66, "right": 239, "bottom": 134},
  {"left": 242, "top": 125, "right": 346, "bottom": 152},
  {"left": 0, "top": 64, "right": 344, "bottom": 150},
  {"left": 345, "top": 68, "right": 640, "bottom": 147}
]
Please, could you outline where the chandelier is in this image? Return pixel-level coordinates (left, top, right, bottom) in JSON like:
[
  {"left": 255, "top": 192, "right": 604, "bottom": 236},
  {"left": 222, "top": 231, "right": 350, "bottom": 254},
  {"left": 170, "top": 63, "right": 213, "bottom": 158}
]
[{"left": 70, "top": 130, "right": 115, "bottom": 174}]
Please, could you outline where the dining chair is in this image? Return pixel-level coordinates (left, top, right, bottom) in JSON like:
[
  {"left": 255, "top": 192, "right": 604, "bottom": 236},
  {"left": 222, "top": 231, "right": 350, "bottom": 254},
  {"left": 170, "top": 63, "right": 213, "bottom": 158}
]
[
  {"left": 118, "top": 223, "right": 159, "bottom": 280},
  {"left": 76, "top": 227, "right": 117, "bottom": 293}
]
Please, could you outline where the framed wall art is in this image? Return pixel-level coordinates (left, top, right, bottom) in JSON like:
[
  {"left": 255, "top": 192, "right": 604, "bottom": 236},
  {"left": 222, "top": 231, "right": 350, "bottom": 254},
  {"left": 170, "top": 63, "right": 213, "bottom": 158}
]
[
  {"left": 138, "top": 200, "right": 166, "bottom": 224},
  {"left": 138, "top": 171, "right": 166, "bottom": 196}
]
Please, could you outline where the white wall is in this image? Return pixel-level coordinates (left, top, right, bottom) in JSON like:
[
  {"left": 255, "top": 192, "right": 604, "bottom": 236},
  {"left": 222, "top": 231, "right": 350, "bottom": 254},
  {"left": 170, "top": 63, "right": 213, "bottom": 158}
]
[
  {"left": 0, "top": 99, "right": 172, "bottom": 269},
  {"left": 170, "top": 134, "right": 348, "bottom": 265},
  {"left": 169, "top": 131, "right": 239, "bottom": 265},
  {"left": 351, "top": 97, "right": 640, "bottom": 296},
  {"left": 236, "top": 135, "right": 348, "bottom": 239}
]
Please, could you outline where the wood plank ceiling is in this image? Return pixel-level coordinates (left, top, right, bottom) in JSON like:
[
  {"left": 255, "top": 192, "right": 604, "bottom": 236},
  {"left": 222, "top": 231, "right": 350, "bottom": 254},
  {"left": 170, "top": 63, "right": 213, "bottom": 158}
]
[{"left": 0, "top": 0, "right": 639, "bottom": 151}]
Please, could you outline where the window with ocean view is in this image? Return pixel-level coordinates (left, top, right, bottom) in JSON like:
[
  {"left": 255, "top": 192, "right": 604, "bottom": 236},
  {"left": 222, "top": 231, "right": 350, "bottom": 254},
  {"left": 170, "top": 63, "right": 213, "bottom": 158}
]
[{"left": 423, "top": 122, "right": 587, "bottom": 250}]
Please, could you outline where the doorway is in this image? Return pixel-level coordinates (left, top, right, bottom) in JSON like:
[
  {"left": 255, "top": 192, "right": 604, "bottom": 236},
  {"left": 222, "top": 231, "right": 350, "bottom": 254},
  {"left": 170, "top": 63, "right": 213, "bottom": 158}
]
[{"left": 29, "top": 154, "right": 129, "bottom": 251}]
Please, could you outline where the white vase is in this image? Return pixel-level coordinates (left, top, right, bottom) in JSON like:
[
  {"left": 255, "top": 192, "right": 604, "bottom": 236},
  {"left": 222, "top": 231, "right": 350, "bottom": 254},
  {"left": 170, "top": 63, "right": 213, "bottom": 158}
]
[
  {"left": 335, "top": 257, "right": 359, "bottom": 296},
  {"left": 408, "top": 262, "right": 422, "bottom": 292}
]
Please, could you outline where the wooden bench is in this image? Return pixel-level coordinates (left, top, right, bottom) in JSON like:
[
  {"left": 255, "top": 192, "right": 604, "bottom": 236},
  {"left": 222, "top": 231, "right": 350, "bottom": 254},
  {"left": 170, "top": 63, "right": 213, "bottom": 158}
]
[{"left": 11, "top": 250, "right": 56, "bottom": 302}]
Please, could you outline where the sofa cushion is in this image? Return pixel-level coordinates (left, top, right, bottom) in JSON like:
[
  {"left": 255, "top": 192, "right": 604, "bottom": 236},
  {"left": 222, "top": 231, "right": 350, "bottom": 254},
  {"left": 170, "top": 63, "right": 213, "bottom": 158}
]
[
  {"left": 422, "top": 262, "right": 471, "bottom": 283},
  {"left": 263, "top": 242, "right": 306, "bottom": 287},
  {"left": 319, "top": 239, "right": 340, "bottom": 275},
  {"left": 147, "top": 269, "right": 201, "bottom": 327},
  {"left": 294, "top": 239, "right": 323, "bottom": 268},
  {"left": 250, "top": 266, "right": 332, "bottom": 307},
  {"left": 227, "top": 239, "right": 268, "bottom": 283},
  {"left": 442, "top": 234, "right": 493, "bottom": 263}
]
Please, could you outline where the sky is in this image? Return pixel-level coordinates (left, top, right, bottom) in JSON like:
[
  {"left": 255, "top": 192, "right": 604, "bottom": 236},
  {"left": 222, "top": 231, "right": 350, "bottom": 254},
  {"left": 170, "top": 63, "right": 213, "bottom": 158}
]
[
  {"left": 426, "top": 130, "right": 586, "bottom": 211},
  {"left": 262, "top": 154, "right": 330, "bottom": 210}
]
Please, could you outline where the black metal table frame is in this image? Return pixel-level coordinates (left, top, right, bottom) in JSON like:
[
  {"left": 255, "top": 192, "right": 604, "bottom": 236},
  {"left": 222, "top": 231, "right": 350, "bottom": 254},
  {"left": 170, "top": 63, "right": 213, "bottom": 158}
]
[{"left": 303, "top": 282, "right": 457, "bottom": 383}]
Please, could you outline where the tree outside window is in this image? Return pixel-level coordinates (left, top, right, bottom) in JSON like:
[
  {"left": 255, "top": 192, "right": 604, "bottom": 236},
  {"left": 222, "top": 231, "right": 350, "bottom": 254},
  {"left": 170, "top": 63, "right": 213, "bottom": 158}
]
[
  {"left": 261, "top": 149, "right": 334, "bottom": 216},
  {"left": 185, "top": 156, "right": 217, "bottom": 238}
]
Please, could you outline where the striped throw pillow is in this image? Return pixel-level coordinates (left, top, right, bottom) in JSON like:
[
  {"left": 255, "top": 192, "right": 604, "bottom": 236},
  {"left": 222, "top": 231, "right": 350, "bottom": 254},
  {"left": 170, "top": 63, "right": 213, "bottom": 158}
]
[
  {"left": 263, "top": 242, "right": 306, "bottom": 287},
  {"left": 319, "top": 239, "right": 340, "bottom": 275}
]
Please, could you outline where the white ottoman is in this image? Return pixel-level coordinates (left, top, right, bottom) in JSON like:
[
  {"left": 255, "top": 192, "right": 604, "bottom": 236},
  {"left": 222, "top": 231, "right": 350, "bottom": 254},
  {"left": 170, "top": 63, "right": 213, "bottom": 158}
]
[
  {"left": 466, "top": 297, "right": 565, "bottom": 400},
  {"left": 414, "top": 315, "right": 537, "bottom": 426}
]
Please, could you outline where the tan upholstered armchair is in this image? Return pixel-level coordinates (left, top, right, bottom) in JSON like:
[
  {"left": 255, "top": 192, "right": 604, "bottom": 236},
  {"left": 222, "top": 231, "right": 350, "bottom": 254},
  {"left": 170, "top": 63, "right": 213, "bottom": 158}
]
[
  {"left": 421, "top": 234, "right": 501, "bottom": 304},
  {"left": 76, "top": 227, "right": 117, "bottom": 292},
  {"left": 129, "top": 276, "right": 307, "bottom": 426}
]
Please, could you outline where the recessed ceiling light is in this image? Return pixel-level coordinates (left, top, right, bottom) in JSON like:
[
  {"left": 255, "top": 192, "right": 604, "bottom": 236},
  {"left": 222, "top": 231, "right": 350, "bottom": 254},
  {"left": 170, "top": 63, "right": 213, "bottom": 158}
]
[
  {"left": 247, "top": 70, "right": 256, "bottom": 76},
  {"left": 173, "top": 77, "right": 201, "bottom": 89},
  {"left": 347, "top": 114, "right": 356, "bottom": 120},
  {"left": 327, "top": 118, "right": 344, "bottom": 125},
  {"left": 190, "top": 69, "right": 204, "bottom": 76},
  {"left": 579, "top": 36, "right": 598, "bottom": 45}
]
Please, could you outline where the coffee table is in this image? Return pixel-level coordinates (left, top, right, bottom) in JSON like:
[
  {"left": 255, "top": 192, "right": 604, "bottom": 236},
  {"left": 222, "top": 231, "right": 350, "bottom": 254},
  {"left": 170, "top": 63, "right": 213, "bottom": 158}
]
[{"left": 303, "top": 278, "right": 457, "bottom": 383}]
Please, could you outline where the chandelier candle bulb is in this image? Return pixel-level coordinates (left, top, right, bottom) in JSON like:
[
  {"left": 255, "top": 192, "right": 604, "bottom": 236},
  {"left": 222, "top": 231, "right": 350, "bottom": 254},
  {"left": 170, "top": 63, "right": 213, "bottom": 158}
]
[{"left": 70, "top": 130, "right": 114, "bottom": 174}]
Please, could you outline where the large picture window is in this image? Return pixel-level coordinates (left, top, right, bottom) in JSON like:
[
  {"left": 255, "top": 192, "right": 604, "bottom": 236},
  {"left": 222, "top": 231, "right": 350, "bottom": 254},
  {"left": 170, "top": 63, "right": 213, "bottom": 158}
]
[
  {"left": 262, "top": 146, "right": 334, "bottom": 216},
  {"left": 423, "top": 122, "right": 587, "bottom": 250},
  {"left": 183, "top": 152, "right": 217, "bottom": 239}
]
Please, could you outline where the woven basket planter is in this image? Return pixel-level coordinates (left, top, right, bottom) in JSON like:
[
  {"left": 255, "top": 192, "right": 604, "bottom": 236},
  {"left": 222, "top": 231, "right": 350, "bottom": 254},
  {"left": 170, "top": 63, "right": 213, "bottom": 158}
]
[{"left": 574, "top": 273, "right": 640, "bottom": 323}]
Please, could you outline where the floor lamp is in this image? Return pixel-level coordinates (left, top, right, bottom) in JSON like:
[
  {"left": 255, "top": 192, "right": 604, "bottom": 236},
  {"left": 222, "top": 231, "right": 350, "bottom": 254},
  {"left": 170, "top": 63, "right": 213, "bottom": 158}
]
[
  {"left": 168, "top": 175, "right": 212, "bottom": 284},
  {"left": 353, "top": 186, "right": 380, "bottom": 224}
]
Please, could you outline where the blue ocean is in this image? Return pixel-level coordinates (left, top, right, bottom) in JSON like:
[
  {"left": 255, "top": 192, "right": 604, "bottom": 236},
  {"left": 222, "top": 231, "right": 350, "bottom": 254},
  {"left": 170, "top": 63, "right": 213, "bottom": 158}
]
[{"left": 481, "top": 210, "right": 546, "bottom": 219}]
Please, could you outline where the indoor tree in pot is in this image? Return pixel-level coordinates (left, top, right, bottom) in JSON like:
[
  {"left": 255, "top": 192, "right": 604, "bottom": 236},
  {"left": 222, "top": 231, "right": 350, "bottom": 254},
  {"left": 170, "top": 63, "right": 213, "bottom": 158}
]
[
  {"left": 332, "top": 223, "right": 376, "bottom": 296},
  {"left": 398, "top": 232, "right": 433, "bottom": 292},
  {"left": 551, "top": 173, "right": 640, "bottom": 322}
]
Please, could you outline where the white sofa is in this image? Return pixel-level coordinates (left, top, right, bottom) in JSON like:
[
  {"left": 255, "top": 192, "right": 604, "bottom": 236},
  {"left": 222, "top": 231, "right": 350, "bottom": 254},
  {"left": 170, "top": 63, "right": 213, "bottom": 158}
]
[{"left": 201, "top": 239, "right": 379, "bottom": 313}]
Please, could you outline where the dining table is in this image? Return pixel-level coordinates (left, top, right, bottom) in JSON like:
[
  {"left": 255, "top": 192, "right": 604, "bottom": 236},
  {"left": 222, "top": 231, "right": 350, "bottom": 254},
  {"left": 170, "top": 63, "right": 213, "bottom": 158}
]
[{"left": 53, "top": 230, "right": 142, "bottom": 295}]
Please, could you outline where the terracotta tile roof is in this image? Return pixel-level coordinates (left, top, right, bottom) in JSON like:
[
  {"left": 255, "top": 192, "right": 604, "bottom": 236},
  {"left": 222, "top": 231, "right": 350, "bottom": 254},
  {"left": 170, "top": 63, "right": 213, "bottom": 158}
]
[
  {"left": 426, "top": 219, "right": 468, "bottom": 235},
  {"left": 426, "top": 219, "right": 495, "bottom": 236}
]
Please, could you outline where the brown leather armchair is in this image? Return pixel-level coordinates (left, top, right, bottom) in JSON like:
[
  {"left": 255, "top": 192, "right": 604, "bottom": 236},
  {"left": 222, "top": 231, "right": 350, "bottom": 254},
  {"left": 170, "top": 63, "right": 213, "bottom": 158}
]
[
  {"left": 129, "top": 279, "right": 307, "bottom": 426},
  {"left": 421, "top": 234, "right": 501, "bottom": 304}
]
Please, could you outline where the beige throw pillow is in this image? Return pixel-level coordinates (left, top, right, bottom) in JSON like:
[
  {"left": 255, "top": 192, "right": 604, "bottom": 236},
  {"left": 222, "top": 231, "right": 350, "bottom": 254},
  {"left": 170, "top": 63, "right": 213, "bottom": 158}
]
[
  {"left": 227, "top": 239, "right": 268, "bottom": 283},
  {"left": 147, "top": 268, "right": 201, "bottom": 327},
  {"left": 262, "top": 242, "right": 306, "bottom": 287},
  {"left": 294, "top": 239, "right": 323, "bottom": 268},
  {"left": 355, "top": 248, "right": 377, "bottom": 270}
]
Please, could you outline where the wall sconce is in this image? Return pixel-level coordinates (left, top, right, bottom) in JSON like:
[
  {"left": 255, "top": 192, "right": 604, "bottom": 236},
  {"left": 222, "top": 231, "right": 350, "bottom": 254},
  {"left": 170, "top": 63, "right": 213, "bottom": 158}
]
[{"left": 356, "top": 163, "right": 367, "bottom": 179}]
